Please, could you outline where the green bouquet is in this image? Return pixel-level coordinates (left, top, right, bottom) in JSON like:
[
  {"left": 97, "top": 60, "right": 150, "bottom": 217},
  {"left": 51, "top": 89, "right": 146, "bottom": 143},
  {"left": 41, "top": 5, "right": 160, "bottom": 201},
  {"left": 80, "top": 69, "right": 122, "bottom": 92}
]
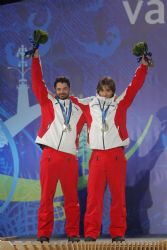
[
  {"left": 33, "top": 29, "right": 48, "bottom": 44},
  {"left": 25, "top": 29, "right": 48, "bottom": 57},
  {"left": 132, "top": 42, "right": 154, "bottom": 67}
]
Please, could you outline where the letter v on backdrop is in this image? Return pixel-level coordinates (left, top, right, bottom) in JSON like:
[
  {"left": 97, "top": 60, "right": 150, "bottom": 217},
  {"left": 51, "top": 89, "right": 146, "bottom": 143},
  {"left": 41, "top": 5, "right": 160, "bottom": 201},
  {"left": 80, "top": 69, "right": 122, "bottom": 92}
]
[{"left": 122, "top": 0, "right": 165, "bottom": 25}]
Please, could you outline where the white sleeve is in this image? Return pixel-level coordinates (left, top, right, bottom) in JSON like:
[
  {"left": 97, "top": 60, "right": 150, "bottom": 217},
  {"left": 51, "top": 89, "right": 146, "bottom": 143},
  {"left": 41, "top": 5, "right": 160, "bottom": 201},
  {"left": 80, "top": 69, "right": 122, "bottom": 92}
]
[
  {"left": 116, "top": 90, "right": 127, "bottom": 103},
  {"left": 77, "top": 96, "right": 94, "bottom": 104}
]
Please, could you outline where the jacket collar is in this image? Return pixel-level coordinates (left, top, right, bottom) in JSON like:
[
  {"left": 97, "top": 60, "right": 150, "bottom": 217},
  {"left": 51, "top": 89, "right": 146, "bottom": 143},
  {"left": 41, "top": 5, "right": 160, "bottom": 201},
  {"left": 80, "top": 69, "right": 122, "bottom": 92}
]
[
  {"left": 55, "top": 97, "right": 70, "bottom": 107},
  {"left": 94, "top": 94, "right": 116, "bottom": 105}
]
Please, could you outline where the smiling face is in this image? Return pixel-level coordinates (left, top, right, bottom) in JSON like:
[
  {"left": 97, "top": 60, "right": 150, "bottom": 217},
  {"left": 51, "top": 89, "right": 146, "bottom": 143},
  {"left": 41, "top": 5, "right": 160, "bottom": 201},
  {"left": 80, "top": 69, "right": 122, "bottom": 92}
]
[
  {"left": 55, "top": 82, "right": 70, "bottom": 100},
  {"left": 54, "top": 76, "right": 71, "bottom": 100}
]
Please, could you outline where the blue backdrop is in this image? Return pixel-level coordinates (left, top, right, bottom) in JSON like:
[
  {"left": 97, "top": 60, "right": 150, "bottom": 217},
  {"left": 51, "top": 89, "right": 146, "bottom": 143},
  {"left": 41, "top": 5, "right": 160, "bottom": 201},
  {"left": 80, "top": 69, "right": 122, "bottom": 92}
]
[{"left": 0, "top": 0, "right": 167, "bottom": 237}]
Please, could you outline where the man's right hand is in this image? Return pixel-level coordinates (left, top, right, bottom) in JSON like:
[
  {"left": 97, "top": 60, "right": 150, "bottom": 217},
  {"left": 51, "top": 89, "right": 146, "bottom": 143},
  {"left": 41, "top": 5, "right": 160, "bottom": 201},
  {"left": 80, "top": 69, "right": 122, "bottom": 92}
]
[
  {"left": 33, "top": 49, "right": 39, "bottom": 58},
  {"left": 141, "top": 55, "right": 149, "bottom": 67}
]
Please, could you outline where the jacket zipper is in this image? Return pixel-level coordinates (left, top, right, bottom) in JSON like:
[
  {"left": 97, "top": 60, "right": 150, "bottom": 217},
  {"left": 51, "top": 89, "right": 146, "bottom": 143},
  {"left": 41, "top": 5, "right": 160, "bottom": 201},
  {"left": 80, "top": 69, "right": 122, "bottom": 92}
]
[
  {"left": 102, "top": 130, "right": 105, "bottom": 150},
  {"left": 57, "top": 131, "right": 64, "bottom": 150},
  {"left": 57, "top": 101, "right": 69, "bottom": 150},
  {"left": 101, "top": 101, "right": 106, "bottom": 150}
]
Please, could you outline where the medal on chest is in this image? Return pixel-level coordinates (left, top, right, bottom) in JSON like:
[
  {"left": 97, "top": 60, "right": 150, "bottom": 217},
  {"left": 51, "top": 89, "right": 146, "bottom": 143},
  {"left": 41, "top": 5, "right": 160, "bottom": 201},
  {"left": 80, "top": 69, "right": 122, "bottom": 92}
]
[
  {"left": 63, "top": 123, "right": 72, "bottom": 132},
  {"left": 101, "top": 122, "right": 109, "bottom": 132},
  {"left": 56, "top": 98, "right": 72, "bottom": 133},
  {"left": 98, "top": 99, "right": 110, "bottom": 133}
]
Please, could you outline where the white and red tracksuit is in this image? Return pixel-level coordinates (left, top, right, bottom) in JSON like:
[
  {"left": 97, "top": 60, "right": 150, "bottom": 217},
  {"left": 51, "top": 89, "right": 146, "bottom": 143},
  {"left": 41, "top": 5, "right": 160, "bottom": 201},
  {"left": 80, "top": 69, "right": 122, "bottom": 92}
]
[
  {"left": 32, "top": 58, "right": 85, "bottom": 238},
  {"left": 71, "top": 64, "right": 148, "bottom": 239}
]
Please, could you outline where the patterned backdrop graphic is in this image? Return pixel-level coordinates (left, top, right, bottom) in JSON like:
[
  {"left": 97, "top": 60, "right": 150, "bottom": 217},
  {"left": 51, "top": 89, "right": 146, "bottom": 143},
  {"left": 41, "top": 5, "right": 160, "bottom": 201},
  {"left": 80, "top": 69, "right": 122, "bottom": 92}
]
[{"left": 0, "top": 0, "right": 167, "bottom": 237}]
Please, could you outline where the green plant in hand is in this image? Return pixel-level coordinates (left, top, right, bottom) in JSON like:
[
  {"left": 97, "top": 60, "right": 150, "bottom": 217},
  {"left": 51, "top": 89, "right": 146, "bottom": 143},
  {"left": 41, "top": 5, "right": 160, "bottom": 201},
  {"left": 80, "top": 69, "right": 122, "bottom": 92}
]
[
  {"left": 132, "top": 42, "right": 154, "bottom": 67},
  {"left": 25, "top": 29, "right": 48, "bottom": 57},
  {"left": 33, "top": 29, "right": 48, "bottom": 44}
]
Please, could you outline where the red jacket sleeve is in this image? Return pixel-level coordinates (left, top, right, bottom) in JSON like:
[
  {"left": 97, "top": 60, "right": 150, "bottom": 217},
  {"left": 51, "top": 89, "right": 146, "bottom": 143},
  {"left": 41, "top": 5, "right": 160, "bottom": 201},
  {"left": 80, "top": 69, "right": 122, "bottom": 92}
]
[
  {"left": 70, "top": 96, "right": 88, "bottom": 112},
  {"left": 119, "top": 64, "right": 148, "bottom": 108},
  {"left": 31, "top": 57, "right": 49, "bottom": 105}
]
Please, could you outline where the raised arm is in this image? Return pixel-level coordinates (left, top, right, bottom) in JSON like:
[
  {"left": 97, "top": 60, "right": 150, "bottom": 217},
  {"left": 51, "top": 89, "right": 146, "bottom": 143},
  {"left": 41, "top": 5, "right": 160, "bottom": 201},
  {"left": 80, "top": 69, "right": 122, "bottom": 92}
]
[
  {"left": 31, "top": 49, "right": 50, "bottom": 105},
  {"left": 117, "top": 57, "right": 148, "bottom": 108}
]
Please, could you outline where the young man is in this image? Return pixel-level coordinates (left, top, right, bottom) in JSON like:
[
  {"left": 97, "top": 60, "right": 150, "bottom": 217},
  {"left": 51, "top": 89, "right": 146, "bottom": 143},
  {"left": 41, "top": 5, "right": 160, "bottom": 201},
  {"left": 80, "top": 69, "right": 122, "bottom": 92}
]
[
  {"left": 31, "top": 50, "right": 85, "bottom": 243},
  {"left": 71, "top": 56, "right": 149, "bottom": 242}
]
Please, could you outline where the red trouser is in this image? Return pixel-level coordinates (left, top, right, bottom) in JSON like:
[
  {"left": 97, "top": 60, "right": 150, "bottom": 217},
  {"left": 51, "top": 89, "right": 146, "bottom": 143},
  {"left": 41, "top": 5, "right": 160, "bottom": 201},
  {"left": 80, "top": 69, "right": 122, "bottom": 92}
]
[
  {"left": 38, "top": 147, "right": 80, "bottom": 238},
  {"left": 84, "top": 147, "right": 127, "bottom": 239}
]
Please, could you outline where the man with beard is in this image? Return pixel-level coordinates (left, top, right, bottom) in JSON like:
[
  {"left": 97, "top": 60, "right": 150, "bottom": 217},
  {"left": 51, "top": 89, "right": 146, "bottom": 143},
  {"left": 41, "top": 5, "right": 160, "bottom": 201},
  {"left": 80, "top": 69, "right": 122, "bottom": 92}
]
[{"left": 32, "top": 49, "right": 85, "bottom": 243}]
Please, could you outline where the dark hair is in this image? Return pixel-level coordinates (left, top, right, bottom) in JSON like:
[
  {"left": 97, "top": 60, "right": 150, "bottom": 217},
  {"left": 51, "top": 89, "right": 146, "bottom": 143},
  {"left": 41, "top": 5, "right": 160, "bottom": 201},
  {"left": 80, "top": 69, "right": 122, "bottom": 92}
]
[
  {"left": 97, "top": 76, "right": 116, "bottom": 95},
  {"left": 54, "top": 76, "right": 71, "bottom": 88}
]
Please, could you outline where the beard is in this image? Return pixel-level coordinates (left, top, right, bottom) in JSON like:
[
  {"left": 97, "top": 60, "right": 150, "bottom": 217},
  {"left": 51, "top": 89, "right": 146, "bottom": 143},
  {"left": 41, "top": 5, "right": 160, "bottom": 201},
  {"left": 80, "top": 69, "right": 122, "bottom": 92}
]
[{"left": 57, "top": 93, "right": 69, "bottom": 100}]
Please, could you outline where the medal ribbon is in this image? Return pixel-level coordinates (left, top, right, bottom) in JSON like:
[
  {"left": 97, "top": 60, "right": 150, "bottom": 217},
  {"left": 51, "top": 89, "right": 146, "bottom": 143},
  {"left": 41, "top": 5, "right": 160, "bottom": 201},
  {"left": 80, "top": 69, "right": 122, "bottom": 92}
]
[
  {"left": 56, "top": 97, "right": 72, "bottom": 125},
  {"left": 98, "top": 99, "right": 110, "bottom": 125}
]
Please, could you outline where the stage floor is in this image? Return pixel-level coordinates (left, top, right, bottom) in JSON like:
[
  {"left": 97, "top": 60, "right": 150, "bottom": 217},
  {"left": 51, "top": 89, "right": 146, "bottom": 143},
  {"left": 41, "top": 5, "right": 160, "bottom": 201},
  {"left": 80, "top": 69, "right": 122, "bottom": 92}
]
[
  {"left": 1, "top": 236, "right": 167, "bottom": 242},
  {"left": 1, "top": 237, "right": 167, "bottom": 250}
]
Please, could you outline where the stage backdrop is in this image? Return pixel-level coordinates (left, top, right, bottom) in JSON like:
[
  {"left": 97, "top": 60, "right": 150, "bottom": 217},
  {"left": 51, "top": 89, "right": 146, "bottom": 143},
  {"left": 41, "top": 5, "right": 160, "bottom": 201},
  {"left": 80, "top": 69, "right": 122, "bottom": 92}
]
[{"left": 0, "top": 0, "right": 167, "bottom": 237}]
